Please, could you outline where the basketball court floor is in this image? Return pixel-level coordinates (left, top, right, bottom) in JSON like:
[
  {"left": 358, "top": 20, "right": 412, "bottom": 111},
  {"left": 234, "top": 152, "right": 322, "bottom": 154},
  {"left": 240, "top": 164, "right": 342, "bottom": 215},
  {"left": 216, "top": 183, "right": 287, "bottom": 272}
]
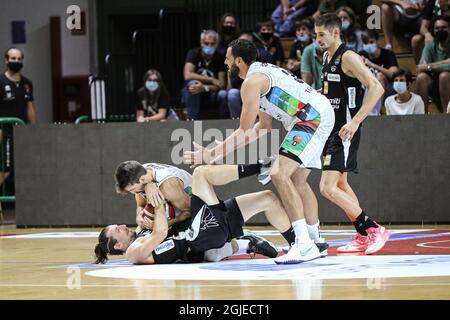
[{"left": 2, "top": 224, "right": 450, "bottom": 300}]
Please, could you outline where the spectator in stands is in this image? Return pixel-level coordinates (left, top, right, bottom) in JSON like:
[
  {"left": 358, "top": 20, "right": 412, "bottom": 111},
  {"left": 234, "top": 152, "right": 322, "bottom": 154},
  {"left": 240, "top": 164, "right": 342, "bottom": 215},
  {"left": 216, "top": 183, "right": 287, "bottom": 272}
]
[
  {"left": 411, "top": 0, "right": 450, "bottom": 63},
  {"left": 416, "top": 15, "right": 450, "bottom": 113},
  {"left": 313, "top": 0, "right": 372, "bottom": 20},
  {"left": 381, "top": 0, "right": 425, "bottom": 51},
  {"left": 271, "top": 0, "right": 318, "bottom": 37},
  {"left": 301, "top": 33, "right": 324, "bottom": 90},
  {"left": 287, "top": 18, "right": 314, "bottom": 77},
  {"left": 182, "top": 30, "right": 228, "bottom": 120},
  {"left": 217, "top": 13, "right": 240, "bottom": 57},
  {"left": 136, "top": 69, "right": 178, "bottom": 122},
  {"left": 360, "top": 29, "right": 399, "bottom": 115},
  {"left": 225, "top": 32, "right": 276, "bottom": 118},
  {"left": 336, "top": 6, "right": 363, "bottom": 52},
  {"left": 253, "top": 21, "right": 285, "bottom": 66},
  {"left": 384, "top": 69, "right": 425, "bottom": 115},
  {"left": 0, "top": 47, "right": 36, "bottom": 187}
]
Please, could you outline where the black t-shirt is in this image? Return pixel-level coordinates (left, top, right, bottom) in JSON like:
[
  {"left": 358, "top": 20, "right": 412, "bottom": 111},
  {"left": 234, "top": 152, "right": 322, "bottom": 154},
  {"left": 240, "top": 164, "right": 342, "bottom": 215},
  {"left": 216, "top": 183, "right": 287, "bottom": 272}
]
[
  {"left": 136, "top": 87, "right": 170, "bottom": 117},
  {"left": 423, "top": 0, "right": 440, "bottom": 21},
  {"left": 0, "top": 73, "right": 33, "bottom": 135},
  {"left": 185, "top": 48, "right": 227, "bottom": 79},
  {"left": 359, "top": 47, "right": 398, "bottom": 74},
  {"left": 289, "top": 40, "right": 310, "bottom": 60}
]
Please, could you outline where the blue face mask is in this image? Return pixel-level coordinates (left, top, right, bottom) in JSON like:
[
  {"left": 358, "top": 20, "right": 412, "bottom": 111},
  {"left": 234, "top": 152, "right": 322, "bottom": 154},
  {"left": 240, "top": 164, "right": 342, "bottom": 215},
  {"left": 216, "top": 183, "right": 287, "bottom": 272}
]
[
  {"left": 145, "top": 81, "right": 159, "bottom": 92},
  {"left": 393, "top": 81, "right": 408, "bottom": 94},
  {"left": 202, "top": 46, "right": 216, "bottom": 56},
  {"left": 341, "top": 20, "right": 351, "bottom": 31},
  {"left": 363, "top": 43, "right": 378, "bottom": 56},
  {"left": 313, "top": 40, "right": 320, "bottom": 50},
  {"left": 297, "top": 34, "right": 310, "bottom": 43}
]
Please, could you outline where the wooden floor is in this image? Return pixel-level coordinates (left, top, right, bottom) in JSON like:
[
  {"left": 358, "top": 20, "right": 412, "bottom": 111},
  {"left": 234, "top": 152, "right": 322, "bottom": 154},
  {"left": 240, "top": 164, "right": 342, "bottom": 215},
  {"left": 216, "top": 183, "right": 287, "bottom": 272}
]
[{"left": 1, "top": 224, "right": 450, "bottom": 300}]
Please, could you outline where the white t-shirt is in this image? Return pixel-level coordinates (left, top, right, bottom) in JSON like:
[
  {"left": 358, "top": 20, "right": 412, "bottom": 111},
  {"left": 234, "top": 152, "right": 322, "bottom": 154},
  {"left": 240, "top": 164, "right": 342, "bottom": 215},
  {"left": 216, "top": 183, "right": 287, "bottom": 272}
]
[{"left": 384, "top": 92, "right": 425, "bottom": 115}]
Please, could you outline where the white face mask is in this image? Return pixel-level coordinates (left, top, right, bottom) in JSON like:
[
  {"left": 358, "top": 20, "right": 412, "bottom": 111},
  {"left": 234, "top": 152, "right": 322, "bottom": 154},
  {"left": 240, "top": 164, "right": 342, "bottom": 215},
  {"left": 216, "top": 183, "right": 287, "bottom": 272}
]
[
  {"left": 393, "top": 81, "right": 408, "bottom": 94},
  {"left": 297, "top": 34, "right": 310, "bottom": 43},
  {"left": 145, "top": 81, "right": 159, "bottom": 92}
]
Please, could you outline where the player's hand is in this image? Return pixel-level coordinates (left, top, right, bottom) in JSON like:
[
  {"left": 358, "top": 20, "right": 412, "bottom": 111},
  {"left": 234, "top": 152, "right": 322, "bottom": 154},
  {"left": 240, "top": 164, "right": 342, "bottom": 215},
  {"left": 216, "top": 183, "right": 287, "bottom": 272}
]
[
  {"left": 183, "top": 141, "right": 213, "bottom": 168},
  {"left": 145, "top": 183, "right": 165, "bottom": 207},
  {"left": 141, "top": 214, "right": 154, "bottom": 230},
  {"left": 188, "top": 81, "right": 205, "bottom": 95},
  {"left": 339, "top": 120, "right": 360, "bottom": 141}
]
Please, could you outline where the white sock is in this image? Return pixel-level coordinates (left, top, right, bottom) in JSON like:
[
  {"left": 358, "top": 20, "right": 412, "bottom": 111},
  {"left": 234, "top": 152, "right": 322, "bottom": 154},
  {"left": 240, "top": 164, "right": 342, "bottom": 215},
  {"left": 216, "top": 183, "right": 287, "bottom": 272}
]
[
  {"left": 236, "top": 239, "right": 250, "bottom": 251},
  {"left": 292, "top": 219, "right": 311, "bottom": 244},
  {"left": 307, "top": 221, "right": 321, "bottom": 243}
]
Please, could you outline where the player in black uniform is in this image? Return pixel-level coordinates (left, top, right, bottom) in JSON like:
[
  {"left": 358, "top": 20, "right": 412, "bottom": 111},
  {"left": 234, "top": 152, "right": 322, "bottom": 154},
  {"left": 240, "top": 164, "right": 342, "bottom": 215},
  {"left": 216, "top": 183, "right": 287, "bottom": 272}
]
[
  {"left": 315, "top": 14, "right": 391, "bottom": 255},
  {"left": 94, "top": 164, "right": 304, "bottom": 265}
]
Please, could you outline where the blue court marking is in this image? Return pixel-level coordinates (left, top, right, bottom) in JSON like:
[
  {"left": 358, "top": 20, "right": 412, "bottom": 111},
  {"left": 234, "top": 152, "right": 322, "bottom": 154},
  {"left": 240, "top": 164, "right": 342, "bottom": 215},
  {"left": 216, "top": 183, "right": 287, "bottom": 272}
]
[{"left": 48, "top": 259, "right": 132, "bottom": 269}]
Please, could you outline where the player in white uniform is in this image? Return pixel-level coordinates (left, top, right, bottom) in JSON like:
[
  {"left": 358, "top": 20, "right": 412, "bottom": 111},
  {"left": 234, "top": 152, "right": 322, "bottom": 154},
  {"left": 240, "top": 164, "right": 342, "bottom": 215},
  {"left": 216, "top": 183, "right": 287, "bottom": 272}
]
[
  {"left": 184, "top": 39, "right": 335, "bottom": 264},
  {"left": 115, "top": 161, "right": 193, "bottom": 230}
]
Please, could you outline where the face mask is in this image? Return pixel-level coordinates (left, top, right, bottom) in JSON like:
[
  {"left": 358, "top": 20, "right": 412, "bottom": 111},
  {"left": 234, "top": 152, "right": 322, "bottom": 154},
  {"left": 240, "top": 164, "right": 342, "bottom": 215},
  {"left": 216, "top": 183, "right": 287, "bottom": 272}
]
[
  {"left": 363, "top": 43, "right": 378, "bottom": 55},
  {"left": 313, "top": 41, "right": 320, "bottom": 50},
  {"left": 341, "top": 20, "right": 351, "bottom": 31},
  {"left": 145, "top": 81, "right": 159, "bottom": 92},
  {"left": 435, "top": 30, "right": 449, "bottom": 43},
  {"left": 222, "top": 25, "right": 236, "bottom": 35},
  {"left": 202, "top": 46, "right": 216, "bottom": 56},
  {"left": 7, "top": 62, "right": 23, "bottom": 73},
  {"left": 260, "top": 32, "right": 273, "bottom": 41},
  {"left": 393, "top": 81, "right": 408, "bottom": 94},
  {"left": 297, "top": 34, "right": 310, "bottom": 43}
]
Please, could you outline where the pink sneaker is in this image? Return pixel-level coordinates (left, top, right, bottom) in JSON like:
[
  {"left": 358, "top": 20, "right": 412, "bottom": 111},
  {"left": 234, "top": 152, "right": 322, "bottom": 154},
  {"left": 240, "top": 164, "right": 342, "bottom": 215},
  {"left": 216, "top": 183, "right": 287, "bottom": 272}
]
[
  {"left": 365, "top": 225, "right": 391, "bottom": 255},
  {"left": 337, "top": 233, "right": 369, "bottom": 253}
]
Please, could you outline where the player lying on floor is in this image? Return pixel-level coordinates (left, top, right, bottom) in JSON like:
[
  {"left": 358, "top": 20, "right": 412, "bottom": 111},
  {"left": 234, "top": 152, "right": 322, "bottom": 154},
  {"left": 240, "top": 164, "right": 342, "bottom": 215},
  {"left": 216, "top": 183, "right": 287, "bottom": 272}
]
[{"left": 95, "top": 164, "right": 327, "bottom": 264}]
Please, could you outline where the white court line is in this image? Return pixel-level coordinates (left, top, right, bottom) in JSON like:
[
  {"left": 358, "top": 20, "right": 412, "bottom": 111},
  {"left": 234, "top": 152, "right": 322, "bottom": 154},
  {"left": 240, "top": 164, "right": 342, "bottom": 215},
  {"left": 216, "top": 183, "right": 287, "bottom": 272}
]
[
  {"left": 417, "top": 239, "right": 450, "bottom": 249},
  {"left": 1, "top": 283, "right": 450, "bottom": 288}
]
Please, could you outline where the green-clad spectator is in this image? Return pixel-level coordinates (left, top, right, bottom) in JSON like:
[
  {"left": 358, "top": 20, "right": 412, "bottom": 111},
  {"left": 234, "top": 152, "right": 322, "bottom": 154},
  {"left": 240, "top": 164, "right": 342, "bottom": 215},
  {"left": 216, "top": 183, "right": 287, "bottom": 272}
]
[
  {"left": 416, "top": 15, "right": 450, "bottom": 113},
  {"left": 301, "top": 34, "right": 324, "bottom": 90}
]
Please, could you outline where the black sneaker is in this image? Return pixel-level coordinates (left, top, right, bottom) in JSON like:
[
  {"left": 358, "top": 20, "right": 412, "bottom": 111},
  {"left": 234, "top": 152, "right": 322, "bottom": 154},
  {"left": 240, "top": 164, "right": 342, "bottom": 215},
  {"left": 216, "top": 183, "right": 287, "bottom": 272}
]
[{"left": 239, "top": 230, "right": 278, "bottom": 258}]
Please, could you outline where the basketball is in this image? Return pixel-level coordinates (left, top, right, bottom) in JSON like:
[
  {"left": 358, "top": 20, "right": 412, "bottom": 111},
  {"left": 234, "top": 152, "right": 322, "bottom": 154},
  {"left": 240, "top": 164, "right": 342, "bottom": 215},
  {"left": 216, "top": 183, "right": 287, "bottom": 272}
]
[{"left": 144, "top": 202, "right": 176, "bottom": 220}]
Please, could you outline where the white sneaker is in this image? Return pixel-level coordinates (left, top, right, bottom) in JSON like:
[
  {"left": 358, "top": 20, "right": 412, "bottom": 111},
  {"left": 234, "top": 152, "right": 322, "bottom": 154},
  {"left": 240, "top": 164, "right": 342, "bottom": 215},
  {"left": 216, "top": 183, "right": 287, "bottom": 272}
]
[
  {"left": 257, "top": 156, "right": 276, "bottom": 185},
  {"left": 274, "top": 239, "right": 320, "bottom": 264}
]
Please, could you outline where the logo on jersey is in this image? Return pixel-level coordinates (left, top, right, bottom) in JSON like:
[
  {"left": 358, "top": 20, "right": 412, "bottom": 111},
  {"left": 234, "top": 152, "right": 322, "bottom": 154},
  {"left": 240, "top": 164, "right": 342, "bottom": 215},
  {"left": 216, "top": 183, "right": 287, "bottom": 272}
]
[
  {"left": 331, "top": 66, "right": 337, "bottom": 72},
  {"left": 327, "top": 74, "right": 341, "bottom": 82},
  {"left": 348, "top": 87, "right": 356, "bottom": 109},
  {"left": 329, "top": 98, "right": 341, "bottom": 109},
  {"left": 154, "top": 239, "right": 175, "bottom": 255},
  {"left": 323, "top": 154, "right": 332, "bottom": 166}
]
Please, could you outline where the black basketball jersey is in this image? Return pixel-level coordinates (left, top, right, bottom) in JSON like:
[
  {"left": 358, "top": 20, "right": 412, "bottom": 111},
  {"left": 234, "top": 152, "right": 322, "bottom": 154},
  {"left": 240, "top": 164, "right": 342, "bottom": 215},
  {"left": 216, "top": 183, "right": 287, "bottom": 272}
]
[
  {"left": 321, "top": 44, "right": 365, "bottom": 133},
  {"left": 136, "top": 225, "right": 190, "bottom": 264}
]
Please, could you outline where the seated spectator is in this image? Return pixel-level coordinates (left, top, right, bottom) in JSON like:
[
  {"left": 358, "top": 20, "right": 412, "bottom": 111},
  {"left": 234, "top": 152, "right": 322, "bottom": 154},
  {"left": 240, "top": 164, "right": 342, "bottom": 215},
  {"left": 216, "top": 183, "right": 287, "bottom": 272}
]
[
  {"left": 381, "top": 0, "right": 425, "bottom": 51},
  {"left": 416, "top": 15, "right": 450, "bottom": 113},
  {"left": 301, "top": 33, "right": 324, "bottom": 90},
  {"left": 182, "top": 30, "right": 228, "bottom": 120},
  {"left": 336, "top": 6, "right": 363, "bottom": 52},
  {"left": 136, "top": 69, "right": 178, "bottom": 122},
  {"left": 411, "top": 0, "right": 450, "bottom": 63},
  {"left": 271, "top": 0, "right": 318, "bottom": 37},
  {"left": 314, "top": 0, "right": 349, "bottom": 18},
  {"left": 360, "top": 29, "right": 399, "bottom": 115},
  {"left": 225, "top": 32, "right": 276, "bottom": 118},
  {"left": 287, "top": 18, "right": 314, "bottom": 77},
  {"left": 384, "top": 69, "right": 425, "bottom": 115},
  {"left": 253, "top": 21, "right": 285, "bottom": 66},
  {"left": 217, "top": 13, "right": 240, "bottom": 57}
]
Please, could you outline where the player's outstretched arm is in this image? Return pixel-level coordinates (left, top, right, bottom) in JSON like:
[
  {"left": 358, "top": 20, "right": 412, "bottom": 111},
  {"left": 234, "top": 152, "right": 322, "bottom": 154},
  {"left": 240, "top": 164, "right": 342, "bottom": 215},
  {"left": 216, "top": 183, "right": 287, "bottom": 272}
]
[{"left": 159, "top": 178, "right": 191, "bottom": 226}]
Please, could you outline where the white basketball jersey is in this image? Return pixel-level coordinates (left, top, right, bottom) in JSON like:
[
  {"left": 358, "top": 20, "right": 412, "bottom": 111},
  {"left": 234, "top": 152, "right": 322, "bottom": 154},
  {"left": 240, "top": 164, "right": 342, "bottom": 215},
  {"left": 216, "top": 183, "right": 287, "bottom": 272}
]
[
  {"left": 142, "top": 163, "right": 192, "bottom": 190},
  {"left": 247, "top": 62, "right": 330, "bottom": 130}
]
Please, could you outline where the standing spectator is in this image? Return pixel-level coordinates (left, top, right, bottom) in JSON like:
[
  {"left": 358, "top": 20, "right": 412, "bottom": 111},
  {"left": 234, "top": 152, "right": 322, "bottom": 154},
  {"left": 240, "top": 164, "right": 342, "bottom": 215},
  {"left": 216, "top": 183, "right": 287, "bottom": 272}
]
[
  {"left": 136, "top": 69, "right": 178, "bottom": 122},
  {"left": 0, "top": 47, "right": 36, "bottom": 188},
  {"left": 182, "top": 30, "right": 228, "bottom": 120},
  {"left": 337, "top": 6, "right": 363, "bottom": 52},
  {"left": 301, "top": 34, "right": 324, "bottom": 90},
  {"left": 384, "top": 69, "right": 425, "bottom": 115},
  {"left": 271, "top": 0, "right": 318, "bottom": 37},
  {"left": 381, "top": 0, "right": 426, "bottom": 51},
  {"left": 416, "top": 15, "right": 450, "bottom": 113},
  {"left": 225, "top": 32, "right": 275, "bottom": 118},
  {"left": 217, "top": 13, "right": 240, "bottom": 57},
  {"left": 360, "top": 29, "right": 399, "bottom": 115},
  {"left": 253, "top": 21, "right": 285, "bottom": 66},
  {"left": 287, "top": 18, "right": 314, "bottom": 77}
]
